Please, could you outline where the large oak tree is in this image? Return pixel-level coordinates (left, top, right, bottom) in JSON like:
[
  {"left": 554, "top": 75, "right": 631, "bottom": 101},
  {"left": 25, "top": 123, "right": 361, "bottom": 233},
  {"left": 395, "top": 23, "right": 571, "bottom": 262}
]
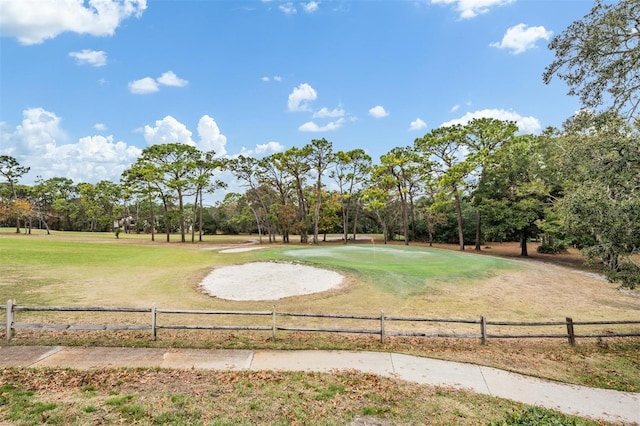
[{"left": 544, "top": 0, "right": 640, "bottom": 120}]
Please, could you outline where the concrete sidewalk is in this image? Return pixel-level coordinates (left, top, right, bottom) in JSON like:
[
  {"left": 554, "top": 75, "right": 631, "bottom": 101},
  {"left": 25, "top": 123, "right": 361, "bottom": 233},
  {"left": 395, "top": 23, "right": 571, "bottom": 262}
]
[{"left": 1, "top": 346, "right": 638, "bottom": 425}]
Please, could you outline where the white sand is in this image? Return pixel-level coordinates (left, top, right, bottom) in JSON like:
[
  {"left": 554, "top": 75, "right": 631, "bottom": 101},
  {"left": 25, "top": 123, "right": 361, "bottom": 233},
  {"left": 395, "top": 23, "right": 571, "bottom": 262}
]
[
  {"left": 200, "top": 262, "right": 344, "bottom": 301},
  {"left": 219, "top": 247, "right": 266, "bottom": 253}
]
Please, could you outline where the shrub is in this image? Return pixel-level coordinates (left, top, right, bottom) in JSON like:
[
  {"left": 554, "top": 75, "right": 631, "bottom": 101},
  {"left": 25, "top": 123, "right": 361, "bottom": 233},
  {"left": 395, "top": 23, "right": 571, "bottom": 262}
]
[
  {"left": 605, "top": 261, "right": 640, "bottom": 289},
  {"left": 537, "top": 242, "right": 567, "bottom": 254}
]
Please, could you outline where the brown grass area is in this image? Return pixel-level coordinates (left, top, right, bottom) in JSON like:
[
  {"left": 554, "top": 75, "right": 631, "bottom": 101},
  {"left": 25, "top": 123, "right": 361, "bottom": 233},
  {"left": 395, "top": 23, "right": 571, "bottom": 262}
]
[
  {"left": 2, "top": 367, "right": 580, "bottom": 426},
  {"left": 425, "top": 240, "right": 595, "bottom": 268},
  {"left": 3, "top": 238, "right": 639, "bottom": 392}
]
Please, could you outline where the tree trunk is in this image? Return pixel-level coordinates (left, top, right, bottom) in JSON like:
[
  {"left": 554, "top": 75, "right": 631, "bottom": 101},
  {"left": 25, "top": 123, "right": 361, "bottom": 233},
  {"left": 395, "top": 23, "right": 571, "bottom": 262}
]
[
  {"left": 520, "top": 230, "right": 528, "bottom": 257},
  {"left": 42, "top": 215, "right": 51, "bottom": 235},
  {"left": 295, "top": 178, "right": 308, "bottom": 244},
  {"left": 149, "top": 194, "right": 155, "bottom": 242},
  {"left": 191, "top": 191, "right": 198, "bottom": 243},
  {"left": 453, "top": 191, "right": 464, "bottom": 250},
  {"left": 602, "top": 249, "right": 619, "bottom": 271},
  {"left": 342, "top": 207, "right": 350, "bottom": 244},
  {"left": 401, "top": 193, "right": 409, "bottom": 246},
  {"left": 376, "top": 211, "right": 388, "bottom": 244},
  {"left": 409, "top": 193, "right": 416, "bottom": 242},
  {"left": 475, "top": 210, "right": 482, "bottom": 251},
  {"left": 250, "top": 206, "right": 262, "bottom": 244},
  {"left": 198, "top": 189, "right": 204, "bottom": 242},
  {"left": 135, "top": 202, "right": 140, "bottom": 234},
  {"left": 352, "top": 202, "right": 360, "bottom": 241},
  {"left": 313, "top": 179, "right": 321, "bottom": 245},
  {"left": 162, "top": 198, "right": 170, "bottom": 243},
  {"left": 178, "top": 189, "right": 186, "bottom": 243}
]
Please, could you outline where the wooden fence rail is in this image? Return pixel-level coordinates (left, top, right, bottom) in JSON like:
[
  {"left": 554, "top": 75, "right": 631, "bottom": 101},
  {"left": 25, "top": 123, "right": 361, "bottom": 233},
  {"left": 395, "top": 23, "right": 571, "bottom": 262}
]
[{"left": 2, "top": 300, "right": 640, "bottom": 346}]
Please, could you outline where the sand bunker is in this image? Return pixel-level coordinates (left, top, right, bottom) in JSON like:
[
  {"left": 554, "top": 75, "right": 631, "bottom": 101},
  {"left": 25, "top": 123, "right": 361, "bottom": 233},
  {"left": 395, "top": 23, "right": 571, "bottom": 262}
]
[
  {"left": 200, "top": 262, "right": 344, "bottom": 301},
  {"left": 219, "top": 246, "right": 266, "bottom": 253}
]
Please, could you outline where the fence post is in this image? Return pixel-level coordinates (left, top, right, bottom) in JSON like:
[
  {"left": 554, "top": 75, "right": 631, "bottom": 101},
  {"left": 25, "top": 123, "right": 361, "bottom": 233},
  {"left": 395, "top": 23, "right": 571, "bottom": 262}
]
[
  {"left": 151, "top": 304, "right": 157, "bottom": 341},
  {"left": 566, "top": 317, "right": 576, "bottom": 346},
  {"left": 380, "top": 310, "right": 385, "bottom": 344},
  {"left": 5, "top": 299, "right": 14, "bottom": 342},
  {"left": 480, "top": 315, "right": 487, "bottom": 345},
  {"left": 272, "top": 305, "right": 277, "bottom": 341}
]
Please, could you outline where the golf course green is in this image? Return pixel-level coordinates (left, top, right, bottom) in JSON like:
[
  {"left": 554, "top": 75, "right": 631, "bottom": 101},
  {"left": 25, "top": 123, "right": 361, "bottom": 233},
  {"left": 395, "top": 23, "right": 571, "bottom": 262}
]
[{"left": 276, "top": 244, "right": 519, "bottom": 296}]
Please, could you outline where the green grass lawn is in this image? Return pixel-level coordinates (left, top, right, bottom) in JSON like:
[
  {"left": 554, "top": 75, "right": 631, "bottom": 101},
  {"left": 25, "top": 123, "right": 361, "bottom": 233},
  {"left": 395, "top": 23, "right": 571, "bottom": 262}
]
[
  {"left": 273, "top": 244, "right": 519, "bottom": 295},
  {"left": 0, "top": 233, "right": 219, "bottom": 307}
]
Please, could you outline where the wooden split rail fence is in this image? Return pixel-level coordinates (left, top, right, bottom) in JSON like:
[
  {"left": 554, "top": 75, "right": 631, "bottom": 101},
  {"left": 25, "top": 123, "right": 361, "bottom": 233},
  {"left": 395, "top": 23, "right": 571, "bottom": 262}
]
[{"left": 2, "top": 300, "right": 639, "bottom": 346}]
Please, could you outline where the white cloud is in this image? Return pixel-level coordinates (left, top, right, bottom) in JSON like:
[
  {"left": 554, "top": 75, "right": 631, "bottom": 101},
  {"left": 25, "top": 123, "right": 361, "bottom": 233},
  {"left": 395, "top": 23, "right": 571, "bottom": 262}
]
[
  {"left": 142, "top": 115, "right": 229, "bottom": 155},
  {"left": 313, "top": 107, "right": 345, "bottom": 118},
  {"left": 197, "top": 115, "right": 227, "bottom": 156},
  {"left": 451, "top": 104, "right": 460, "bottom": 112},
  {"left": 51, "top": 135, "right": 142, "bottom": 181},
  {"left": 303, "top": 1, "right": 319, "bottom": 13},
  {"left": 261, "top": 75, "right": 282, "bottom": 83},
  {"left": 299, "top": 118, "right": 345, "bottom": 132},
  {"left": 279, "top": 2, "right": 297, "bottom": 14},
  {"left": 490, "top": 23, "right": 553, "bottom": 54},
  {"left": 0, "top": 108, "right": 233, "bottom": 187},
  {"left": 409, "top": 118, "right": 427, "bottom": 131},
  {"left": 128, "top": 77, "right": 159, "bottom": 94},
  {"left": 255, "top": 141, "right": 284, "bottom": 154},
  {"left": 239, "top": 141, "right": 284, "bottom": 157},
  {"left": 157, "top": 71, "right": 189, "bottom": 87},
  {"left": 143, "top": 116, "right": 195, "bottom": 146},
  {"left": 0, "top": 0, "right": 147, "bottom": 45},
  {"left": 69, "top": 49, "right": 107, "bottom": 67},
  {"left": 368, "top": 105, "right": 389, "bottom": 118},
  {"left": 287, "top": 83, "right": 317, "bottom": 112},
  {"left": 430, "top": 0, "right": 514, "bottom": 19},
  {"left": 0, "top": 107, "right": 66, "bottom": 156},
  {"left": 129, "top": 71, "right": 188, "bottom": 94},
  {"left": 94, "top": 123, "right": 107, "bottom": 131},
  {"left": 440, "top": 108, "right": 542, "bottom": 134},
  {"left": 0, "top": 107, "right": 141, "bottom": 184}
]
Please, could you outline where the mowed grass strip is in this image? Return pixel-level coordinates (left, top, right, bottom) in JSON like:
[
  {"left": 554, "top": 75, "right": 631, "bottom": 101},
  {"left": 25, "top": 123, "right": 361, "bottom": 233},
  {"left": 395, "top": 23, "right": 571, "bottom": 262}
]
[{"left": 0, "top": 368, "right": 608, "bottom": 426}]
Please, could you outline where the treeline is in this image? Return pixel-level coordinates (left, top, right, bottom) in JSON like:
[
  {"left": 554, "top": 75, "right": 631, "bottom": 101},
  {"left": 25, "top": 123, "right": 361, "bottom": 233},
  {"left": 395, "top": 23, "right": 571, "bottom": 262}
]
[{"left": 1, "top": 111, "right": 639, "bottom": 288}]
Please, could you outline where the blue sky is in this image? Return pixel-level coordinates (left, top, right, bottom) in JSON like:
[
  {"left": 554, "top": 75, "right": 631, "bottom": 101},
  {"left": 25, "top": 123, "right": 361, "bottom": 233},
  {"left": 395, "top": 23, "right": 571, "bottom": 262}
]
[{"left": 1, "top": 0, "right": 593, "bottom": 192}]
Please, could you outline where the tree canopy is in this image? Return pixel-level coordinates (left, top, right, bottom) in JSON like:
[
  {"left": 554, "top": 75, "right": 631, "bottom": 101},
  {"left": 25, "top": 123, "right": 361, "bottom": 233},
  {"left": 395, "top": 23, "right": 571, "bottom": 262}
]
[{"left": 544, "top": 0, "right": 640, "bottom": 120}]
